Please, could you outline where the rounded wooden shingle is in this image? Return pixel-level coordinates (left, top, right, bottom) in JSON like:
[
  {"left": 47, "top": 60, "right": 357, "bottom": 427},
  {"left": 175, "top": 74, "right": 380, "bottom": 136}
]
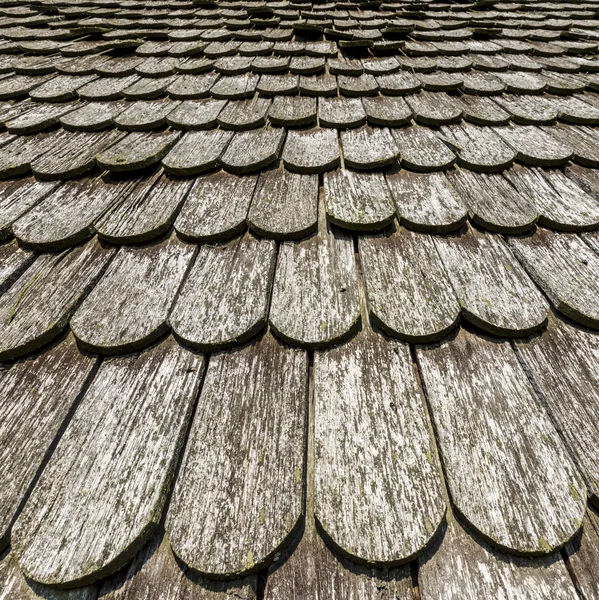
[
  {"left": 318, "top": 97, "right": 367, "bottom": 129},
  {"left": 220, "top": 127, "right": 285, "bottom": 174},
  {"left": 392, "top": 126, "right": 456, "bottom": 172},
  {"left": 282, "top": 127, "right": 339, "bottom": 174},
  {"left": 362, "top": 96, "right": 412, "bottom": 127},
  {"left": 162, "top": 130, "right": 233, "bottom": 175},
  {"left": 340, "top": 126, "right": 399, "bottom": 170}
]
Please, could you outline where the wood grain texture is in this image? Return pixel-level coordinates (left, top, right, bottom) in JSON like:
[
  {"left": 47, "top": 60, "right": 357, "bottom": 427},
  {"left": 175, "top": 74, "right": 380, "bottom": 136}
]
[
  {"left": 166, "top": 332, "right": 307, "bottom": 577},
  {"left": 0, "top": 240, "right": 35, "bottom": 296},
  {"left": 392, "top": 125, "right": 455, "bottom": 172},
  {"left": 435, "top": 227, "right": 549, "bottom": 335},
  {"left": 406, "top": 91, "right": 463, "bottom": 126},
  {"left": 170, "top": 234, "right": 276, "bottom": 350},
  {"left": 457, "top": 95, "right": 511, "bottom": 126},
  {"left": 71, "top": 235, "right": 194, "bottom": 354},
  {"left": 546, "top": 125, "right": 599, "bottom": 168},
  {"left": 0, "top": 335, "right": 96, "bottom": 551},
  {"left": 314, "top": 329, "right": 446, "bottom": 563},
  {"left": 448, "top": 168, "right": 538, "bottom": 234},
  {"left": 282, "top": 127, "right": 339, "bottom": 174},
  {"left": 175, "top": 171, "right": 256, "bottom": 242},
  {"left": 0, "top": 238, "right": 114, "bottom": 361},
  {"left": 270, "top": 224, "right": 360, "bottom": 349},
  {"left": 387, "top": 170, "right": 467, "bottom": 233},
  {"left": 495, "top": 125, "right": 573, "bottom": 166},
  {"left": 248, "top": 168, "right": 318, "bottom": 240},
  {"left": 12, "top": 337, "right": 205, "bottom": 588},
  {"left": 162, "top": 130, "right": 233, "bottom": 175},
  {"left": 220, "top": 127, "right": 284, "bottom": 174},
  {"left": 323, "top": 169, "right": 395, "bottom": 231},
  {"left": 508, "top": 229, "right": 599, "bottom": 328},
  {"left": 60, "top": 102, "right": 125, "bottom": 132},
  {"left": 564, "top": 508, "right": 599, "bottom": 600},
  {"left": 268, "top": 96, "right": 316, "bottom": 127},
  {"left": 360, "top": 228, "right": 460, "bottom": 341},
  {"left": 340, "top": 126, "right": 399, "bottom": 170},
  {"left": 166, "top": 99, "right": 227, "bottom": 130},
  {"left": 100, "top": 529, "right": 257, "bottom": 600},
  {"left": 515, "top": 315, "right": 599, "bottom": 506},
  {"left": 362, "top": 96, "right": 412, "bottom": 127},
  {"left": 419, "top": 516, "right": 579, "bottom": 600},
  {"left": 318, "top": 97, "right": 366, "bottom": 128},
  {"left": 114, "top": 99, "right": 179, "bottom": 131},
  {"left": 417, "top": 327, "right": 586, "bottom": 555},
  {"left": 217, "top": 97, "right": 271, "bottom": 130}
]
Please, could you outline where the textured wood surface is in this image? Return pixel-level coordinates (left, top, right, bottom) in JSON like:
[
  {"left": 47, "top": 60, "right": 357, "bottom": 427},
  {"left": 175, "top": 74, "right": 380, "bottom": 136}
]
[
  {"left": 248, "top": 168, "right": 318, "bottom": 240},
  {"left": 166, "top": 99, "right": 227, "bottom": 130},
  {"left": 318, "top": 97, "right": 366, "bottom": 128},
  {"left": 509, "top": 229, "right": 599, "bottom": 328},
  {"left": 392, "top": 125, "right": 455, "bottom": 172},
  {"left": 314, "top": 329, "right": 445, "bottom": 563},
  {"left": 170, "top": 234, "right": 276, "bottom": 350},
  {"left": 0, "top": 335, "right": 96, "bottom": 550},
  {"left": 162, "top": 129, "right": 233, "bottom": 175},
  {"left": 387, "top": 170, "right": 467, "bottom": 233},
  {"left": 268, "top": 96, "right": 316, "bottom": 127},
  {"left": 419, "top": 516, "right": 579, "bottom": 600},
  {"left": 270, "top": 224, "right": 360, "bottom": 349},
  {"left": 362, "top": 96, "right": 412, "bottom": 127},
  {"left": 495, "top": 125, "right": 573, "bottom": 166},
  {"left": 0, "top": 240, "right": 35, "bottom": 296},
  {"left": 0, "top": 238, "right": 114, "bottom": 361},
  {"left": 417, "top": 327, "right": 586, "bottom": 555},
  {"left": 407, "top": 91, "right": 463, "bottom": 125},
  {"left": 282, "top": 127, "right": 339, "bottom": 174},
  {"left": 457, "top": 95, "right": 511, "bottom": 126},
  {"left": 60, "top": 102, "right": 125, "bottom": 132},
  {"left": 220, "top": 127, "right": 284, "bottom": 173},
  {"left": 548, "top": 125, "right": 599, "bottom": 168},
  {"left": 12, "top": 337, "right": 205, "bottom": 587},
  {"left": 100, "top": 530, "right": 257, "bottom": 600},
  {"left": 167, "top": 332, "right": 307, "bottom": 577},
  {"left": 324, "top": 169, "right": 395, "bottom": 231},
  {"left": 71, "top": 235, "right": 194, "bottom": 354},
  {"left": 340, "top": 126, "right": 399, "bottom": 170},
  {"left": 564, "top": 508, "right": 599, "bottom": 600},
  {"left": 360, "top": 228, "right": 460, "bottom": 341},
  {"left": 435, "top": 227, "right": 549, "bottom": 335},
  {"left": 217, "top": 97, "right": 271, "bottom": 130},
  {"left": 175, "top": 171, "right": 256, "bottom": 242}
]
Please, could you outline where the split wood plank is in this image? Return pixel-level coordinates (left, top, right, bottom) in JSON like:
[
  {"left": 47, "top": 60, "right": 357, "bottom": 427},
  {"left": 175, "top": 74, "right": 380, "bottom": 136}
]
[
  {"left": 0, "top": 238, "right": 115, "bottom": 361},
  {"left": 494, "top": 125, "right": 573, "bottom": 166},
  {"left": 12, "top": 337, "right": 205, "bottom": 587},
  {"left": 71, "top": 235, "right": 194, "bottom": 354},
  {"left": 314, "top": 329, "right": 446, "bottom": 563},
  {"left": 248, "top": 169, "right": 318, "bottom": 240},
  {"left": 0, "top": 335, "right": 96, "bottom": 550},
  {"left": 166, "top": 332, "right": 307, "bottom": 577},
  {"left": 416, "top": 327, "right": 586, "bottom": 555},
  {"left": 323, "top": 170, "right": 395, "bottom": 231},
  {"left": 360, "top": 228, "right": 460, "bottom": 341},
  {"left": 220, "top": 127, "right": 285, "bottom": 174},
  {"left": 508, "top": 229, "right": 599, "bottom": 328},
  {"left": 515, "top": 315, "right": 599, "bottom": 507},
  {"left": 448, "top": 168, "right": 538, "bottom": 234},
  {"left": 282, "top": 127, "right": 339, "bottom": 174},
  {"left": 545, "top": 124, "right": 599, "bottom": 168},
  {"left": 0, "top": 240, "right": 35, "bottom": 295},
  {"left": 564, "top": 508, "right": 599, "bottom": 600},
  {"left": 434, "top": 226, "right": 549, "bottom": 335},
  {"left": 175, "top": 171, "right": 256, "bottom": 242},
  {"left": 170, "top": 233, "right": 276, "bottom": 350},
  {"left": 99, "top": 529, "right": 257, "bottom": 600},
  {"left": 269, "top": 225, "right": 360, "bottom": 348},
  {"left": 419, "top": 516, "right": 579, "bottom": 600},
  {"left": 392, "top": 126, "right": 456, "bottom": 172},
  {"left": 339, "top": 126, "right": 399, "bottom": 170},
  {"left": 217, "top": 98, "right": 271, "bottom": 130},
  {"left": 406, "top": 91, "right": 463, "bottom": 126},
  {"left": 162, "top": 129, "right": 233, "bottom": 175},
  {"left": 387, "top": 170, "right": 467, "bottom": 233}
]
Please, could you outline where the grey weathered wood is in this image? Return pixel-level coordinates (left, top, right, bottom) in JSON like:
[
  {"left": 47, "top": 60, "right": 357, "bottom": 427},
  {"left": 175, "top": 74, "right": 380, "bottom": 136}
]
[
  {"left": 549, "top": 95, "right": 599, "bottom": 125},
  {"left": 386, "top": 170, "right": 467, "bottom": 233},
  {"left": 448, "top": 169, "right": 538, "bottom": 234},
  {"left": 438, "top": 124, "right": 515, "bottom": 173},
  {"left": 217, "top": 98, "right": 271, "bottom": 130},
  {"left": 318, "top": 97, "right": 366, "bottom": 129},
  {"left": 515, "top": 315, "right": 599, "bottom": 507},
  {"left": 0, "top": 550, "right": 96, "bottom": 600},
  {"left": 97, "top": 131, "right": 180, "bottom": 172},
  {"left": 170, "top": 233, "right": 276, "bottom": 350},
  {"left": 419, "top": 516, "right": 579, "bottom": 600},
  {"left": 30, "top": 74, "right": 96, "bottom": 102},
  {"left": 167, "top": 332, "right": 306, "bottom": 577},
  {"left": 435, "top": 226, "right": 549, "bottom": 335},
  {"left": 60, "top": 102, "right": 126, "bottom": 132},
  {"left": 417, "top": 327, "right": 586, "bottom": 555},
  {"left": 340, "top": 126, "right": 399, "bottom": 170},
  {"left": 324, "top": 169, "right": 395, "bottom": 231},
  {"left": 248, "top": 169, "right": 318, "bottom": 240},
  {"left": 461, "top": 71, "right": 506, "bottom": 95},
  {"left": 71, "top": 236, "right": 194, "bottom": 354},
  {"left": 0, "top": 238, "right": 114, "bottom": 361},
  {"left": 77, "top": 76, "right": 140, "bottom": 101},
  {"left": 504, "top": 166, "right": 599, "bottom": 232},
  {"left": 114, "top": 99, "right": 179, "bottom": 131},
  {"left": 13, "top": 176, "right": 138, "bottom": 251},
  {"left": 210, "top": 74, "right": 259, "bottom": 100},
  {"left": 299, "top": 75, "right": 337, "bottom": 97},
  {"left": 167, "top": 74, "right": 220, "bottom": 100},
  {"left": 0, "top": 240, "right": 34, "bottom": 296},
  {"left": 0, "top": 178, "right": 57, "bottom": 240},
  {"left": 509, "top": 229, "right": 599, "bottom": 328},
  {"left": 406, "top": 91, "right": 463, "bottom": 126},
  {"left": 12, "top": 337, "right": 205, "bottom": 587},
  {"left": 270, "top": 224, "right": 360, "bottom": 349},
  {"left": 314, "top": 328, "right": 445, "bottom": 563},
  {"left": 360, "top": 228, "right": 459, "bottom": 341},
  {"left": 122, "top": 76, "right": 176, "bottom": 100},
  {"left": 175, "top": 171, "right": 256, "bottom": 242},
  {"left": 546, "top": 125, "right": 599, "bottom": 168},
  {"left": 100, "top": 529, "right": 257, "bottom": 599},
  {"left": 338, "top": 74, "right": 378, "bottom": 97},
  {"left": 564, "top": 508, "right": 599, "bottom": 600},
  {"left": 375, "top": 72, "right": 421, "bottom": 95},
  {"left": 496, "top": 72, "right": 547, "bottom": 94},
  {"left": 268, "top": 96, "right": 316, "bottom": 127},
  {"left": 166, "top": 99, "right": 227, "bottom": 130},
  {"left": 417, "top": 72, "right": 463, "bottom": 91},
  {"left": 220, "top": 127, "right": 284, "bottom": 174},
  {"left": 494, "top": 95, "right": 558, "bottom": 125},
  {"left": 457, "top": 95, "right": 511, "bottom": 126},
  {"left": 95, "top": 172, "right": 193, "bottom": 244},
  {"left": 257, "top": 74, "right": 299, "bottom": 96},
  {"left": 163, "top": 130, "right": 233, "bottom": 175},
  {"left": 362, "top": 96, "right": 412, "bottom": 127},
  {"left": 0, "top": 334, "right": 96, "bottom": 551},
  {"left": 5, "top": 102, "right": 76, "bottom": 134},
  {"left": 282, "top": 128, "right": 339, "bottom": 174},
  {"left": 392, "top": 126, "right": 455, "bottom": 172},
  {"left": 495, "top": 125, "right": 573, "bottom": 167},
  {"left": 0, "top": 133, "right": 65, "bottom": 179}
]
